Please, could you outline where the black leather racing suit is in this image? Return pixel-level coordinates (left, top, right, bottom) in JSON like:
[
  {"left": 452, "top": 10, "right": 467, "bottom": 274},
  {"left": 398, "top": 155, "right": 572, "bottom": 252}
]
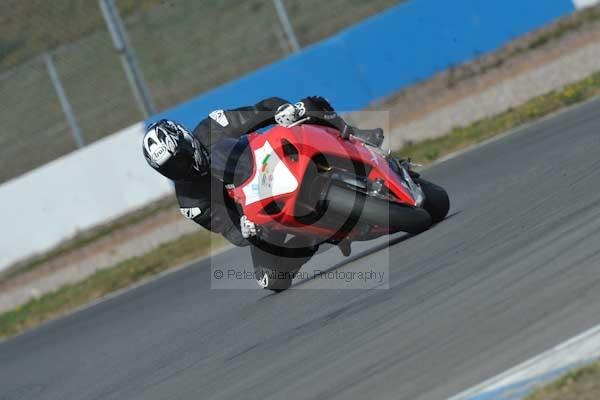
[
  {"left": 175, "top": 96, "right": 383, "bottom": 248},
  {"left": 175, "top": 96, "right": 384, "bottom": 277}
]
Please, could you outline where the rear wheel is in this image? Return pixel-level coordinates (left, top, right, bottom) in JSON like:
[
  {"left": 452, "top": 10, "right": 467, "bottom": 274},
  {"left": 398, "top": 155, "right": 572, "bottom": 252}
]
[{"left": 416, "top": 178, "right": 450, "bottom": 223}]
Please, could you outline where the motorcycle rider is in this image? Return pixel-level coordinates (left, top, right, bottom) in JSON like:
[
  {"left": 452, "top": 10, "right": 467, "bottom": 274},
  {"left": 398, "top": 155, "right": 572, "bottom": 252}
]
[{"left": 142, "top": 96, "right": 384, "bottom": 287}]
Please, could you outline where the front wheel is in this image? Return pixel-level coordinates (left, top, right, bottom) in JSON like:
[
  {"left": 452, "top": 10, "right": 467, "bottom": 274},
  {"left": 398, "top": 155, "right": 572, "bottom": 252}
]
[{"left": 416, "top": 178, "right": 450, "bottom": 223}]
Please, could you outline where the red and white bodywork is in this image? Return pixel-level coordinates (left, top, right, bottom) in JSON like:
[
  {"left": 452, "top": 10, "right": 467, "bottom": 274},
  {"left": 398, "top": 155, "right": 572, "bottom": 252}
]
[{"left": 226, "top": 124, "right": 426, "bottom": 242}]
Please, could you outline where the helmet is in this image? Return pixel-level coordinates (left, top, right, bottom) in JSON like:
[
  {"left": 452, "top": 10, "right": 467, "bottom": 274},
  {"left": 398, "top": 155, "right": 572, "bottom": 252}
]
[{"left": 142, "top": 119, "right": 209, "bottom": 181}]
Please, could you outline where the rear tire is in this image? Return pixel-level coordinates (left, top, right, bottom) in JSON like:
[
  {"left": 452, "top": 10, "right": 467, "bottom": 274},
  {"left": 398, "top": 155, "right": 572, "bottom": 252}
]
[
  {"left": 416, "top": 178, "right": 449, "bottom": 223},
  {"left": 325, "top": 184, "right": 432, "bottom": 235}
]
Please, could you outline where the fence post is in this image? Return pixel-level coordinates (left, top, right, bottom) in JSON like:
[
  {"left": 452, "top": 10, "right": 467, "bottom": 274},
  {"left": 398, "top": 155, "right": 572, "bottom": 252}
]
[
  {"left": 99, "top": 0, "right": 156, "bottom": 119},
  {"left": 272, "top": 0, "right": 301, "bottom": 53},
  {"left": 44, "top": 53, "right": 86, "bottom": 148}
]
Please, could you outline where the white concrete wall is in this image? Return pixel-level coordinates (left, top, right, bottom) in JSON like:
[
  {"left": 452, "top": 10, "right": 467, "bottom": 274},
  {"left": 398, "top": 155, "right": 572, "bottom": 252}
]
[
  {"left": 573, "top": 0, "right": 600, "bottom": 9},
  {"left": 0, "top": 122, "right": 173, "bottom": 271}
]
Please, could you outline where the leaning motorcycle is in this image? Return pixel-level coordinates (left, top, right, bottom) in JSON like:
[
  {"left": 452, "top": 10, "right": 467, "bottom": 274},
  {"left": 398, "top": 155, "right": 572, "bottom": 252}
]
[{"left": 211, "top": 121, "right": 449, "bottom": 291}]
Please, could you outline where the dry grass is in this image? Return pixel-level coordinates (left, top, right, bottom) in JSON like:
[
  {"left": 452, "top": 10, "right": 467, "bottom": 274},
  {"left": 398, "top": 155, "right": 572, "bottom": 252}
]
[
  {"left": 0, "top": 231, "right": 226, "bottom": 338},
  {"left": 398, "top": 71, "right": 600, "bottom": 163},
  {"left": 525, "top": 360, "right": 600, "bottom": 400}
]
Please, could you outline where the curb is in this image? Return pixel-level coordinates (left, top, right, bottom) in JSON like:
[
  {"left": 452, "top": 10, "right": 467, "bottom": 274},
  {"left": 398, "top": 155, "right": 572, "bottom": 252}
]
[{"left": 448, "top": 323, "right": 600, "bottom": 399}]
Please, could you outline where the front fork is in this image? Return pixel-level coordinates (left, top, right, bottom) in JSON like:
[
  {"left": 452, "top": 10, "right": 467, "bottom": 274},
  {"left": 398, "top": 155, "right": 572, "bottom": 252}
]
[
  {"left": 389, "top": 158, "right": 425, "bottom": 207},
  {"left": 389, "top": 156, "right": 421, "bottom": 179}
]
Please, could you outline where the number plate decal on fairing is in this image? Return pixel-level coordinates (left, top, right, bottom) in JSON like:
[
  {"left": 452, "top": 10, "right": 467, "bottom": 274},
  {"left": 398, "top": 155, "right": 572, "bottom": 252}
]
[{"left": 243, "top": 141, "right": 298, "bottom": 205}]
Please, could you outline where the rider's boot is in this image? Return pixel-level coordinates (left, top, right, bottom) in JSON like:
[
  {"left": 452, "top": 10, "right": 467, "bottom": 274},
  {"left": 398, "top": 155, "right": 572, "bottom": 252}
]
[{"left": 338, "top": 240, "right": 351, "bottom": 257}]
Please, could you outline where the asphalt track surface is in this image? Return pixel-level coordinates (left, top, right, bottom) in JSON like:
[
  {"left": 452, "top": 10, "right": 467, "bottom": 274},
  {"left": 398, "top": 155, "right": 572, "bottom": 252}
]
[{"left": 3, "top": 99, "right": 600, "bottom": 400}]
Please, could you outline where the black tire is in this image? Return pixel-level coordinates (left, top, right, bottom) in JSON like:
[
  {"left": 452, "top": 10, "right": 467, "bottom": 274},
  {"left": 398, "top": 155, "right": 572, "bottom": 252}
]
[
  {"left": 325, "top": 184, "right": 432, "bottom": 235},
  {"left": 416, "top": 178, "right": 450, "bottom": 223}
]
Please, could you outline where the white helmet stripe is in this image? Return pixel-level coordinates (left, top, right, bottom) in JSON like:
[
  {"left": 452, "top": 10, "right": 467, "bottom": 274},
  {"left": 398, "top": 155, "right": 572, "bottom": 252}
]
[{"left": 144, "top": 127, "right": 172, "bottom": 166}]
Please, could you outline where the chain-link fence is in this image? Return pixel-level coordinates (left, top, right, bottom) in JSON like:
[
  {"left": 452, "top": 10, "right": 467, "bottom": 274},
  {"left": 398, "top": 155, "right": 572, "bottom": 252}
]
[{"left": 0, "top": 0, "right": 401, "bottom": 184}]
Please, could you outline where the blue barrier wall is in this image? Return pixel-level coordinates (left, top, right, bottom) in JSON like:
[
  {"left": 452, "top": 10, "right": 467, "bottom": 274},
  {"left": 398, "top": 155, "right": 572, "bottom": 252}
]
[{"left": 147, "top": 0, "right": 575, "bottom": 129}]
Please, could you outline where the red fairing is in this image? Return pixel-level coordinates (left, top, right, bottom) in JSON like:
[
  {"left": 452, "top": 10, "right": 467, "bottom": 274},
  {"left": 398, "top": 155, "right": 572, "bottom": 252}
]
[{"left": 228, "top": 124, "right": 417, "bottom": 239}]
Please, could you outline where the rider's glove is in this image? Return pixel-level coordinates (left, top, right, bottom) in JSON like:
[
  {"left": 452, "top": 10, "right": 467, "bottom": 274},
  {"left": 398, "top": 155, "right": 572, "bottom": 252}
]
[
  {"left": 274, "top": 102, "right": 306, "bottom": 127},
  {"left": 240, "top": 215, "right": 258, "bottom": 239}
]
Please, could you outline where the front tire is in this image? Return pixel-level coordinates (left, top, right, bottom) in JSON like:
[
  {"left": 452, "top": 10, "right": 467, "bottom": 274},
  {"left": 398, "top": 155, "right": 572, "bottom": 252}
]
[{"left": 416, "top": 178, "right": 450, "bottom": 223}]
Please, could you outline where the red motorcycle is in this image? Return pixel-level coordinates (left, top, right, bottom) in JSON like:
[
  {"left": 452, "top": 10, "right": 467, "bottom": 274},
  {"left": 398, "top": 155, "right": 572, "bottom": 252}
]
[{"left": 214, "top": 121, "right": 449, "bottom": 290}]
